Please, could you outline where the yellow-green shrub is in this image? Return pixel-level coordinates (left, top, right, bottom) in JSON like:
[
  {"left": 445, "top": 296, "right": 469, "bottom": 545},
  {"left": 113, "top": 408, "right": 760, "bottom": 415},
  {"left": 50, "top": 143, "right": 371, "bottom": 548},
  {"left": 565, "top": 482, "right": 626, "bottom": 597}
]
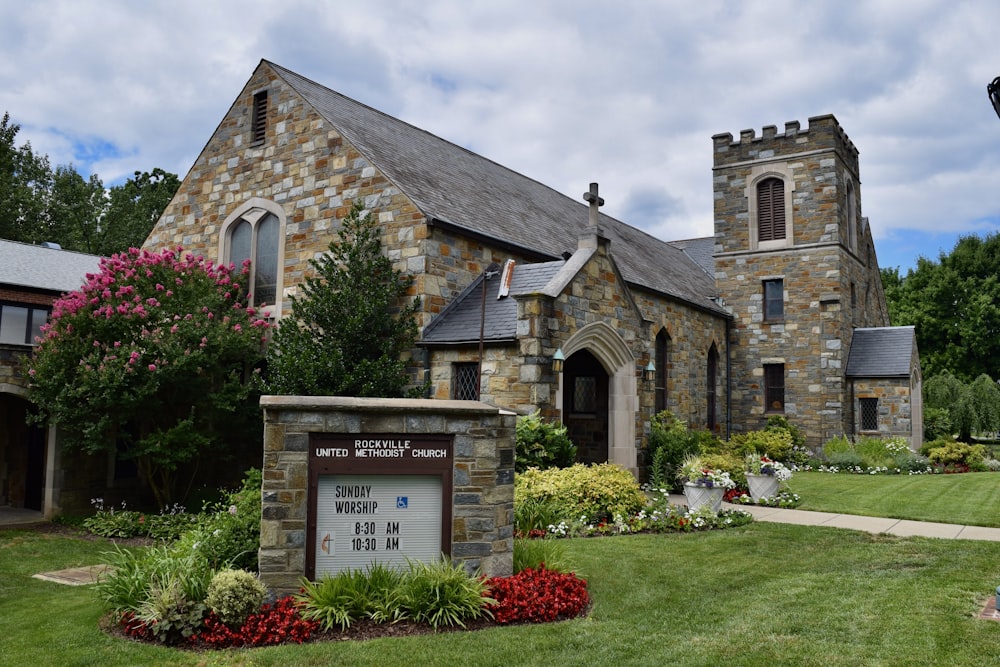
[
  {"left": 926, "top": 441, "right": 987, "bottom": 466},
  {"left": 728, "top": 427, "right": 794, "bottom": 460},
  {"left": 515, "top": 463, "right": 646, "bottom": 523}
]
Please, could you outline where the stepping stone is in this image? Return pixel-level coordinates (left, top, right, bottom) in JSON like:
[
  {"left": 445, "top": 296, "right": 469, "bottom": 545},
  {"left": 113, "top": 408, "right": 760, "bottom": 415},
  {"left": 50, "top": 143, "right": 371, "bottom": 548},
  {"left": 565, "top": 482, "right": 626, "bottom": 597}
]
[{"left": 32, "top": 565, "right": 111, "bottom": 586}]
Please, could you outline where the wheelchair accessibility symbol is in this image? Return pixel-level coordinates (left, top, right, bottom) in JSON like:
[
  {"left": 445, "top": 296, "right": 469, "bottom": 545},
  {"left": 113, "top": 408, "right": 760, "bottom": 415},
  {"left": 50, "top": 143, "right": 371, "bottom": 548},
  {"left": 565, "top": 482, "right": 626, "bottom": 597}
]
[{"left": 396, "top": 497, "right": 408, "bottom": 509}]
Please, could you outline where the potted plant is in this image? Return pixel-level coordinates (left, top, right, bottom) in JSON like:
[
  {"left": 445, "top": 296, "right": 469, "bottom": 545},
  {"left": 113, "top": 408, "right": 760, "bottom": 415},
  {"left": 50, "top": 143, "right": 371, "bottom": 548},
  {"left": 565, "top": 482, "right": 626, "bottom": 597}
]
[
  {"left": 744, "top": 452, "right": 792, "bottom": 501},
  {"left": 679, "top": 455, "right": 735, "bottom": 512}
]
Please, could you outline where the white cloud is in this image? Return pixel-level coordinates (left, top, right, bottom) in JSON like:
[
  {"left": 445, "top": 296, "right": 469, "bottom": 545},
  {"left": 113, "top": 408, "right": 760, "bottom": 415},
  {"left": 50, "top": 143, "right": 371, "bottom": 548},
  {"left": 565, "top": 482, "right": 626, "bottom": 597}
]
[{"left": 2, "top": 0, "right": 1000, "bottom": 269}]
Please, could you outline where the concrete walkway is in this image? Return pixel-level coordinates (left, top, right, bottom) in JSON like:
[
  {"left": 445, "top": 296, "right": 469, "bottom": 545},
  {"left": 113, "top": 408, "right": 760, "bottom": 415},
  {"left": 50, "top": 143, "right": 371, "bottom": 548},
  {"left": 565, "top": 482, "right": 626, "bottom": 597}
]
[
  {"left": 0, "top": 506, "right": 45, "bottom": 526},
  {"left": 667, "top": 495, "right": 1000, "bottom": 542}
]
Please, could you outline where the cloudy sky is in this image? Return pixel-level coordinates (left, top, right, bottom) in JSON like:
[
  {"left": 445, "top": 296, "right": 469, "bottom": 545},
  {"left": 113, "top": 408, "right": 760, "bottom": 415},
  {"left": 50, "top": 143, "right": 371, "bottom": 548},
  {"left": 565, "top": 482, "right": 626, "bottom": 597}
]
[{"left": 3, "top": 0, "right": 1000, "bottom": 272}]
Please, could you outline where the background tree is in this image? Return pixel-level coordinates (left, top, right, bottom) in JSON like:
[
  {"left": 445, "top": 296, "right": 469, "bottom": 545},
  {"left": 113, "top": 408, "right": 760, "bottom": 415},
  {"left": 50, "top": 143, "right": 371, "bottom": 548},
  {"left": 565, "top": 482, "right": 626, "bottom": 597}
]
[
  {"left": 0, "top": 110, "right": 178, "bottom": 254},
  {"left": 0, "top": 111, "right": 51, "bottom": 244},
  {"left": 263, "top": 199, "right": 424, "bottom": 397},
  {"left": 968, "top": 373, "right": 1000, "bottom": 438},
  {"left": 46, "top": 165, "right": 106, "bottom": 253},
  {"left": 26, "top": 247, "right": 270, "bottom": 507},
  {"left": 883, "top": 233, "right": 1000, "bottom": 381},
  {"left": 98, "top": 168, "right": 181, "bottom": 256},
  {"left": 924, "top": 371, "right": 979, "bottom": 442}
]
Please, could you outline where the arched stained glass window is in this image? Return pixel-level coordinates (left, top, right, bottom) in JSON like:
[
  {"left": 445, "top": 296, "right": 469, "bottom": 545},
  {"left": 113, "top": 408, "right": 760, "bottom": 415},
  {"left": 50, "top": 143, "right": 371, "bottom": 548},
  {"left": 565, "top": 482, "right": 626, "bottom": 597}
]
[
  {"left": 254, "top": 214, "right": 279, "bottom": 306},
  {"left": 225, "top": 208, "right": 281, "bottom": 308}
]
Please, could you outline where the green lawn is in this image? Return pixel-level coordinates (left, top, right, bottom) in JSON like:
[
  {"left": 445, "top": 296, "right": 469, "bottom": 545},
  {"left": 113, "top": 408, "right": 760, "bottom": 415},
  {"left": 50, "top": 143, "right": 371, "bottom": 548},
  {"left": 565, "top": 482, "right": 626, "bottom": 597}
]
[
  {"left": 789, "top": 471, "right": 1000, "bottom": 527},
  {"left": 4, "top": 522, "right": 1000, "bottom": 666}
]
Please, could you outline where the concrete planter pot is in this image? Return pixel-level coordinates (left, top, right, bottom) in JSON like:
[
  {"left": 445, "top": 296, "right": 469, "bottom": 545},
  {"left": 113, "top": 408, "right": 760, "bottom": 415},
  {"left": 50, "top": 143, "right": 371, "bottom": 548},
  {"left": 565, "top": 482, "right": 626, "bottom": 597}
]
[
  {"left": 746, "top": 473, "right": 780, "bottom": 501},
  {"left": 683, "top": 483, "right": 724, "bottom": 512}
]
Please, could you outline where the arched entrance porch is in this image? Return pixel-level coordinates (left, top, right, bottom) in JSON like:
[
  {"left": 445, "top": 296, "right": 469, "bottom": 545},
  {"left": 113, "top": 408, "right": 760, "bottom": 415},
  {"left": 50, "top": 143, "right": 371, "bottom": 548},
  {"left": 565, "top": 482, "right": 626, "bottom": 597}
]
[{"left": 555, "top": 322, "right": 638, "bottom": 474}]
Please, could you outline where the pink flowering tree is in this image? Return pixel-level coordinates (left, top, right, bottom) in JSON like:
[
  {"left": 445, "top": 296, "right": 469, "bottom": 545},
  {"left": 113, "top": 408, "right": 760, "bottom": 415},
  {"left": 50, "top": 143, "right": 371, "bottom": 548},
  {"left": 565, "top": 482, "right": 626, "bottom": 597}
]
[{"left": 26, "top": 247, "right": 269, "bottom": 507}]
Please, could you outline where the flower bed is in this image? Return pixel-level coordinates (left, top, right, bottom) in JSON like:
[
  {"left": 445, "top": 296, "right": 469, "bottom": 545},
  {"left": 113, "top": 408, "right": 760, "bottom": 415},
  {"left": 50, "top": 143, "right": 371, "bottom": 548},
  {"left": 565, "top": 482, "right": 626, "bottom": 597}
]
[{"left": 109, "top": 568, "right": 591, "bottom": 649}]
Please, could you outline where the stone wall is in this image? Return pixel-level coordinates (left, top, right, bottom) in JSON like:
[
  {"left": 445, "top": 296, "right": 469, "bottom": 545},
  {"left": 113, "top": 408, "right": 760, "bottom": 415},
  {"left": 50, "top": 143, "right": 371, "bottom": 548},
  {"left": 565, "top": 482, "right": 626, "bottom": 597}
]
[
  {"left": 258, "top": 395, "right": 515, "bottom": 596},
  {"left": 715, "top": 248, "right": 851, "bottom": 442},
  {"left": 852, "top": 378, "right": 913, "bottom": 440},
  {"left": 144, "top": 62, "right": 547, "bottom": 334},
  {"left": 631, "top": 291, "right": 730, "bottom": 435},
  {"left": 712, "top": 115, "right": 891, "bottom": 448}
]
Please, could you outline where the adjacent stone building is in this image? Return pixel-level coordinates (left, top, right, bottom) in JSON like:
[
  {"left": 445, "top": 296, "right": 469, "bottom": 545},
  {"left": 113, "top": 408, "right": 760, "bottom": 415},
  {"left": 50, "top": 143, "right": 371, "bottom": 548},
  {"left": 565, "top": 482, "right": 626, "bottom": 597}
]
[
  {"left": 140, "top": 59, "right": 921, "bottom": 472},
  {"left": 0, "top": 240, "right": 104, "bottom": 516}
]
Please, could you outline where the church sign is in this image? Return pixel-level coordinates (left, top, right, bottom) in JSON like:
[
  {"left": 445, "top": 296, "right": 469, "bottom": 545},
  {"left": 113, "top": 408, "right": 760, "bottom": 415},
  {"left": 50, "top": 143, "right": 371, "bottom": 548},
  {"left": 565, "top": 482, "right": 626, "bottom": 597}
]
[
  {"left": 258, "top": 396, "right": 514, "bottom": 597},
  {"left": 307, "top": 433, "right": 453, "bottom": 578}
]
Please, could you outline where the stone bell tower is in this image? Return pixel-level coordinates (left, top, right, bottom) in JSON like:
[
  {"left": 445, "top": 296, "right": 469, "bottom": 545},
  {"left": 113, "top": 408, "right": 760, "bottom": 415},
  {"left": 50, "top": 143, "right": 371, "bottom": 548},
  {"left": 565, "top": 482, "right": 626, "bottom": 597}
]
[{"left": 711, "top": 115, "right": 887, "bottom": 446}]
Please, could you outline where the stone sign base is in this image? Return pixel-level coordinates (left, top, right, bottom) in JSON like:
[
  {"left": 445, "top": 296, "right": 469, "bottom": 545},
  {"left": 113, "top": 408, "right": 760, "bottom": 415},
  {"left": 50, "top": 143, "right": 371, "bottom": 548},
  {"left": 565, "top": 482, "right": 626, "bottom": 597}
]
[{"left": 258, "top": 396, "right": 515, "bottom": 596}]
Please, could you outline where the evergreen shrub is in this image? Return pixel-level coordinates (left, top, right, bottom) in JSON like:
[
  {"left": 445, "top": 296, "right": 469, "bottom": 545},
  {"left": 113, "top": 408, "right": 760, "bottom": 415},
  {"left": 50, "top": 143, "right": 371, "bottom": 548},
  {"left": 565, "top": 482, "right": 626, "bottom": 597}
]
[
  {"left": 647, "top": 411, "right": 705, "bottom": 491},
  {"left": 515, "top": 411, "right": 576, "bottom": 472},
  {"left": 205, "top": 569, "right": 266, "bottom": 628}
]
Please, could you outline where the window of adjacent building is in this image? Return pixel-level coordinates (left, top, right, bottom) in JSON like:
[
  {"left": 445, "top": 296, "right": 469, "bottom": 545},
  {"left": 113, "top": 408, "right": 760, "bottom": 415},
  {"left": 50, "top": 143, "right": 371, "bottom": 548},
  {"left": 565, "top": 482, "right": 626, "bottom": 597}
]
[
  {"left": 655, "top": 329, "right": 670, "bottom": 413},
  {"left": 707, "top": 344, "right": 719, "bottom": 431},
  {"left": 0, "top": 304, "right": 48, "bottom": 345},
  {"left": 859, "top": 397, "right": 879, "bottom": 432},
  {"left": 757, "top": 177, "right": 786, "bottom": 242},
  {"left": 763, "top": 279, "right": 784, "bottom": 321},
  {"left": 763, "top": 364, "right": 785, "bottom": 413},
  {"left": 227, "top": 210, "right": 279, "bottom": 307},
  {"left": 251, "top": 91, "right": 268, "bottom": 144},
  {"left": 453, "top": 362, "right": 479, "bottom": 400},
  {"left": 573, "top": 376, "right": 597, "bottom": 414}
]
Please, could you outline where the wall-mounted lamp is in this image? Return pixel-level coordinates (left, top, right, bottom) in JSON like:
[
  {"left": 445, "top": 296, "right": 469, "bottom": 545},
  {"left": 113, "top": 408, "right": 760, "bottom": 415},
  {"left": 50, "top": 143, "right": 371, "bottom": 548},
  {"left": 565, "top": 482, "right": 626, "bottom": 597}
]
[
  {"left": 552, "top": 348, "right": 565, "bottom": 373},
  {"left": 643, "top": 360, "right": 656, "bottom": 383}
]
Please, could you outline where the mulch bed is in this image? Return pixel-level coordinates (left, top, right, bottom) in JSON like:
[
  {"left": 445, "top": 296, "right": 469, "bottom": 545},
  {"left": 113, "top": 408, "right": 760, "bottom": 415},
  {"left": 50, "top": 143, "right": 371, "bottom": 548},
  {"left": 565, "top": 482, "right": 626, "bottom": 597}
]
[{"left": 101, "top": 613, "right": 502, "bottom": 649}]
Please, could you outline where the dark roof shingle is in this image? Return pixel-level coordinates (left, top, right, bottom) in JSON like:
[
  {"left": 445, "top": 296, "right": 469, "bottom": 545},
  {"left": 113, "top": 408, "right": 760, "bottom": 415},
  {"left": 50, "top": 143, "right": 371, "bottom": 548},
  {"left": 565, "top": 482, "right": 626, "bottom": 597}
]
[
  {"left": 266, "top": 61, "right": 725, "bottom": 316},
  {"left": 846, "top": 327, "right": 917, "bottom": 378},
  {"left": 421, "top": 260, "right": 564, "bottom": 345}
]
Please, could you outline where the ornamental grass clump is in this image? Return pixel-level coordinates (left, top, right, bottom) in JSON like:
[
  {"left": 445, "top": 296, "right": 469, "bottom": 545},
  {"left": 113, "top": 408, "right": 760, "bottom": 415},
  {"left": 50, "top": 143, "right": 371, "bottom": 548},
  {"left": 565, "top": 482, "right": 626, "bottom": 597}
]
[
  {"left": 513, "top": 537, "right": 578, "bottom": 574},
  {"left": 296, "top": 559, "right": 493, "bottom": 631},
  {"left": 296, "top": 564, "right": 405, "bottom": 630},
  {"left": 99, "top": 543, "right": 215, "bottom": 645},
  {"left": 397, "top": 559, "right": 495, "bottom": 629}
]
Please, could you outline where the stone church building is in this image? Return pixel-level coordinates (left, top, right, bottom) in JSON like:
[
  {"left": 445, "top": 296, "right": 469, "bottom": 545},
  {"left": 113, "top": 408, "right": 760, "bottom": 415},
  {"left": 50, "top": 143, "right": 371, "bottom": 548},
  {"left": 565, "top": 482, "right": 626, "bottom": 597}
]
[{"left": 141, "top": 59, "right": 922, "bottom": 476}]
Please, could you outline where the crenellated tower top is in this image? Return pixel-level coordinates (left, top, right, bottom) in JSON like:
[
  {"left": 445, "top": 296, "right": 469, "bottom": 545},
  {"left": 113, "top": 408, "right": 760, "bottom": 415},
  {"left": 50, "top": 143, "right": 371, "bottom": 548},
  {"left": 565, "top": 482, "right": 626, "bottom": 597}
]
[{"left": 711, "top": 114, "right": 858, "bottom": 176}]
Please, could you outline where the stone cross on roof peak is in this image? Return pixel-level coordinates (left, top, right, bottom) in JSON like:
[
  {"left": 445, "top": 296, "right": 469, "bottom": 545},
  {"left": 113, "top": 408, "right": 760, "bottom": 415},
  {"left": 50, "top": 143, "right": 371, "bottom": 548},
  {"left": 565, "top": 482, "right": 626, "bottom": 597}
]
[{"left": 583, "top": 182, "right": 604, "bottom": 230}]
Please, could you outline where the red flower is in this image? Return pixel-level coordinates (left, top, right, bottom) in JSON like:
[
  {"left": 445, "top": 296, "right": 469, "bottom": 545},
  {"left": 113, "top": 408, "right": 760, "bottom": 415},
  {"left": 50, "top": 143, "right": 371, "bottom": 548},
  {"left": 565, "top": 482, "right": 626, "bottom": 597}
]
[{"left": 485, "top": 566, "right": 589, "bottom": 625}]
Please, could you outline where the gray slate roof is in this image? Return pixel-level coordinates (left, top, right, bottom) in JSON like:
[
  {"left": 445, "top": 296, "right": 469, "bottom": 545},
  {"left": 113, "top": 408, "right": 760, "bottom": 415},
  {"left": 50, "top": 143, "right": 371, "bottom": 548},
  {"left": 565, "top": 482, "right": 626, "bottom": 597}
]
[
  {"left": 267, "top": 61, "right": 726, "bottom": 317},
  {"left": 667, "top": 237, "right": 716, "bottom": 277},
  {"left": 846, "top": 326, "right": 917, "bottom": 378},
  {"left": 421, "top": 260, "right": 565, "bottom": 345},
  {"left": 0, "top": 239, "right": 101, "bottom": 294}
]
